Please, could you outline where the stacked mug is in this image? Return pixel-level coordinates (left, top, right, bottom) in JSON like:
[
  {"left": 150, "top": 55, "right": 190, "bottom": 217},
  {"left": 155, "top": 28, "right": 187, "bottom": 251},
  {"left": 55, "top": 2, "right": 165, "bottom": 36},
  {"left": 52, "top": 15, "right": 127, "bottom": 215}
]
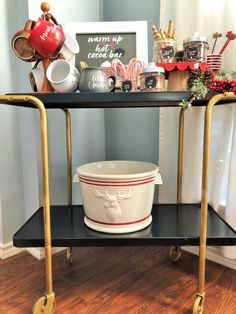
[
  {"left": 12, "top": 12, "right": 116, "bottom": 93},
  {"left": 12, "top": 16, "right": 80, "bottom": 93}
]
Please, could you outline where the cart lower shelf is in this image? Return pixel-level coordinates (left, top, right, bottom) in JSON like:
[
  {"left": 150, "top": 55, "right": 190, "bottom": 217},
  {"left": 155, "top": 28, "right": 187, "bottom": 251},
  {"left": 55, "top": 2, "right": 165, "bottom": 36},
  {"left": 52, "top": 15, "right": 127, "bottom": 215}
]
[{"left": 13, "top": 203, "right": 236, "bottom": 248}]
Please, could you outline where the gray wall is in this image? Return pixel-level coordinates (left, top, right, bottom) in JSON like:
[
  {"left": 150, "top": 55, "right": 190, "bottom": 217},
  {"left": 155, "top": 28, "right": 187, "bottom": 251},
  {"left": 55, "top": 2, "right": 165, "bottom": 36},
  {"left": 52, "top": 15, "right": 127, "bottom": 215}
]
[
  {"left": 103, "top": 0, "right": 160, "bottom": 164},
  {"left": 0, "top": 0, "right": 30, "bottom": 245},
  {"left": 103, "top": 0, "right": 160, "bottom": 61}
]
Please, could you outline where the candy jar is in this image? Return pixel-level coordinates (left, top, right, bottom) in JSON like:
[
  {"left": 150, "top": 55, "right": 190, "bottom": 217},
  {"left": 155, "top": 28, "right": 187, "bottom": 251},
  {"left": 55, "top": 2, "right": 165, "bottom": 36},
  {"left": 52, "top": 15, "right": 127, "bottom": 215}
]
[{"left": 183, "top": 32, "right": 209, "bottom": 62}]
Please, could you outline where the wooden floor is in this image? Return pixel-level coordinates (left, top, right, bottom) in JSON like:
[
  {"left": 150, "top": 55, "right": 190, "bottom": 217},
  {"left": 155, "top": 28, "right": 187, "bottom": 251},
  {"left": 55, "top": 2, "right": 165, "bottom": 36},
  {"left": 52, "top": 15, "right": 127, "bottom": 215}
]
[{"left": 0, "top": 247, "right": 235, "bottom": 314}]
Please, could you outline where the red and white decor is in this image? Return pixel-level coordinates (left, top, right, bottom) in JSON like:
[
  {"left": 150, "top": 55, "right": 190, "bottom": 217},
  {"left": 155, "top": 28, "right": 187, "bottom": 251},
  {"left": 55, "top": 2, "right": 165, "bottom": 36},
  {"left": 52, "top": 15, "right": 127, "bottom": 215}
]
[{"left": 74, "top": 160, "right": 162, "bottom": 233}]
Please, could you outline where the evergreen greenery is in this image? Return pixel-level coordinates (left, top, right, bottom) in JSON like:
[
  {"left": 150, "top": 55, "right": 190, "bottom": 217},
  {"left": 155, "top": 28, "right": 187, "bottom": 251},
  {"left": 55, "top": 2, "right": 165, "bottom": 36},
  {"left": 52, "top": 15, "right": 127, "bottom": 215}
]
[{"left": 179, "top": 78, "right": 208, "bottom": 109}]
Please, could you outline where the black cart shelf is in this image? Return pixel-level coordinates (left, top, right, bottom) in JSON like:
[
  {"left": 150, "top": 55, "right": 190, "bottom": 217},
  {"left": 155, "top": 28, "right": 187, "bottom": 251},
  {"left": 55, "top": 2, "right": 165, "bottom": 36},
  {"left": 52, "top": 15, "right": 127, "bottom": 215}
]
[
  {"left": 13, "top": 203, "right": 236, "bottom": 247},
  {"left": 1, "top": 91, "right": 236, "bottom": 314}
]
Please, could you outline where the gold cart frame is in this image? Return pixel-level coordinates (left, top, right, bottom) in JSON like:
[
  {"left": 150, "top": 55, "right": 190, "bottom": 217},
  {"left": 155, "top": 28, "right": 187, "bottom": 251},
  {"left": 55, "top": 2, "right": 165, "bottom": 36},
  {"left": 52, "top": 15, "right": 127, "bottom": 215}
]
[{"left": 0, "top": 92, "right": 236, "bottom": 313}]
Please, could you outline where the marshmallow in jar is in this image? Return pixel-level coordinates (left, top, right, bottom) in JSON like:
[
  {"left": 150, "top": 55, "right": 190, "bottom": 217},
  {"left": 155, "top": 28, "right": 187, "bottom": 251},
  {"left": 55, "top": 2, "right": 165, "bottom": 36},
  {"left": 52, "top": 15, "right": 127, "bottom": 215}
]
[
  {"left": 140, "top": 63, "right": 165, "bottom": 92},
  {"left": 183, "top": 32, "right": 209, "bottom": 62}
]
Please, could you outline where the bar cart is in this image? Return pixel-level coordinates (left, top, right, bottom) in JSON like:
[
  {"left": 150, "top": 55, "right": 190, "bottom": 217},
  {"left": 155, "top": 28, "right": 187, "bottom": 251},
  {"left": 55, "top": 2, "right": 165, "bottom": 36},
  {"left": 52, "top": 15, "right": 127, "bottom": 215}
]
[{"left": 0, "top": 91, "right": 236, "bottom": 313}]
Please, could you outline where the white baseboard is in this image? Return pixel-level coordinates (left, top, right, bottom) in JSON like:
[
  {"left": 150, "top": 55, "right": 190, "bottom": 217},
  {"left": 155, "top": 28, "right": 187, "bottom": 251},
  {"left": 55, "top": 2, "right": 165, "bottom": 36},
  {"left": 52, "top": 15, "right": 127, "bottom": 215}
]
[
  {"left": 183, "top": 246, "right": 236, "bottom": 270},
  {"left": 0, "top": 242, "right": 66, "bottom": 260},
  {"left": 26, "top": 247, "right": 66, "bottom": 260},
  {"left": 0, "top": 242, "right": 23, "bottom": 260}
]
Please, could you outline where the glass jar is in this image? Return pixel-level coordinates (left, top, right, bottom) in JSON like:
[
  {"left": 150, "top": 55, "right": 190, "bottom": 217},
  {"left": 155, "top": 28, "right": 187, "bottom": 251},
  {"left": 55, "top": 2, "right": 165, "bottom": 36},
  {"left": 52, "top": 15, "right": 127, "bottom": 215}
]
[
  {"left": 183, "top": 32, "right": 209, "bottom": 62},
  {"left": 140, "top": 63, "right": 165, "bottom": 92},
  {"left": 153, "top": 38, "right": 177, "bottom": 64}
]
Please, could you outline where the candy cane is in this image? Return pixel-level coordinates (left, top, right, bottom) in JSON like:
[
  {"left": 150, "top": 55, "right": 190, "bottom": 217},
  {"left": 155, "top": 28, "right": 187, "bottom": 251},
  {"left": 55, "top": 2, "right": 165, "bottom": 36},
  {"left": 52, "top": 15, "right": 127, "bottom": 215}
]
[
  {"left": 111, "top": 58, "right": 144, "bottom": 83},
  {"left": 111, "top": 59, "right": 127, "bottom": 80},
  {"left": 127, "top": 58, "right": 144, "bottom": 81}
]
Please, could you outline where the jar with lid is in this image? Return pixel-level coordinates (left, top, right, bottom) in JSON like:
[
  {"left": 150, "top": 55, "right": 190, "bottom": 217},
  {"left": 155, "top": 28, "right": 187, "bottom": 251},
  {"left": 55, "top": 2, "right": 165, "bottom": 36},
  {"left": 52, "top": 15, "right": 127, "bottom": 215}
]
[
  {"left": 140, "top": 63, "right": 165, "bottom": 92},
  {"left": 153, "top": 38, "right": 177, "bottom": 64},
  {"left": 183, "top": 32, "right": 209, "bottom": 62}
]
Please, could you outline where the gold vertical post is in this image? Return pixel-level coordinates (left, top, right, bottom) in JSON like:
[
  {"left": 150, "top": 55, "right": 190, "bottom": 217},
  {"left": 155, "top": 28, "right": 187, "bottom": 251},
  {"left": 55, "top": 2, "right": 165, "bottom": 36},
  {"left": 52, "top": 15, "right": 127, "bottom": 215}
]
[
  {"left": 37, "top": 98, "right": 53, "bottom": 295},
  {"left": 194, "top": 93, "right": 236, "bottom": 312},
  {"left": 63, "top": 109, "right": 72, "bottom": 205},
  {"left": 0, "top": 95, "right": 55, "bottom": 313},
  {"left": 168, "top": 108, "right": 185, "bottom": 262},
  {"left": 177, "top": 108, "right": 185, "bottom": 203},
  {"left": 198, "top": 94, "right": 225, "bottom": 293},
  {"left": 62, "top": 109, "right": 73, "bottom": 264}
]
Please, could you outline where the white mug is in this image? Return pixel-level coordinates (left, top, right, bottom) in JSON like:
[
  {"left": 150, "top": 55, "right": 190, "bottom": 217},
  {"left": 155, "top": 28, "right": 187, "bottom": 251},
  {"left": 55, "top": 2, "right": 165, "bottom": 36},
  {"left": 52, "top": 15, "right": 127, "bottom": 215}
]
[
  {"left": 59, "top": 33, "right": 80, "bottom": 61},
  {"left": 46, "top": 59, "right": 80, "bottom": 93},
  {"left": 29, "top": 61, "right": 44, "bottom": 92}
]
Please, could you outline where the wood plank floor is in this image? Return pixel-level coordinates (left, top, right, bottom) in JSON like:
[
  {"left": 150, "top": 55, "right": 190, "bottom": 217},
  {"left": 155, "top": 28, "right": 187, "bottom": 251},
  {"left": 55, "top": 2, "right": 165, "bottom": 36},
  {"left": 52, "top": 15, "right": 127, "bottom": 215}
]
[{"left": 0, "top": 247, "right": 235, "bottom": 314}]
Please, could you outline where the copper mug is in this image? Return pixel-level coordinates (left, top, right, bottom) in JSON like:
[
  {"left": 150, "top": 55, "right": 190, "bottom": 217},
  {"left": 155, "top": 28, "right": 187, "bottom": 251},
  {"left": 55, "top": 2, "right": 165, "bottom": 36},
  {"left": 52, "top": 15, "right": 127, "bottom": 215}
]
[{"left": 11, "top": 20, "right": 41, "bottom": 62}]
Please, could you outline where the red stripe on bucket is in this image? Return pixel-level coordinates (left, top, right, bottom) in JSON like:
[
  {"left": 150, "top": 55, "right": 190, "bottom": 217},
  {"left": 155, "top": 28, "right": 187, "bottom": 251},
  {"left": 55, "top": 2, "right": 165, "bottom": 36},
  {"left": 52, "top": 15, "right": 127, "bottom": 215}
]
[
  {"left": 79, "top": 178, "right": 155, "bottom": 187},
  {"left": 85, "top": 214, "right": 151, "bottom": 226},
  {"left": 79, "top": 175, "right": 155, "bottom": 187}
]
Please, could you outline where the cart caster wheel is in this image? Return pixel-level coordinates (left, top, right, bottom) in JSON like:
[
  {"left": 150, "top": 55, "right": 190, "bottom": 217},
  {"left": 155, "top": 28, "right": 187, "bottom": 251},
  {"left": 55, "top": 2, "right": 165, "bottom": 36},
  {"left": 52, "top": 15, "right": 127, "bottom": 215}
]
[
  {"left": 66, "top": 247, "right": 73, "bottom": 264},
  {"left": 168, "top": 246, "right": 181, "bottom": 262},
  {"left": 32, "top": 293, "right": 55, "bottom": 314},
  {"left": 193, "top": 295, "right": 204, "bottom": 314}
]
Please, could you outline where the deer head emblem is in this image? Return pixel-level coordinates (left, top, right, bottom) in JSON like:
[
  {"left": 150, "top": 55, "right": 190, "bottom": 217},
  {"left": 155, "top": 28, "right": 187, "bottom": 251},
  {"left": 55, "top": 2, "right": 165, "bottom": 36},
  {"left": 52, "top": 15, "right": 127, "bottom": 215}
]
[{"left": 91, "top": 187, "right": 133, "bottom": 222}]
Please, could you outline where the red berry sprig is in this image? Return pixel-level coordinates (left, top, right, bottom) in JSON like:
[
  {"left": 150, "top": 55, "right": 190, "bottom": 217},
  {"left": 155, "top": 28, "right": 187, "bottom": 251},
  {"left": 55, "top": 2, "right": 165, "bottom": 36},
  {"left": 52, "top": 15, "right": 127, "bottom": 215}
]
[{"left": 208, "top": 79, "right": 236, "bottom": 94}]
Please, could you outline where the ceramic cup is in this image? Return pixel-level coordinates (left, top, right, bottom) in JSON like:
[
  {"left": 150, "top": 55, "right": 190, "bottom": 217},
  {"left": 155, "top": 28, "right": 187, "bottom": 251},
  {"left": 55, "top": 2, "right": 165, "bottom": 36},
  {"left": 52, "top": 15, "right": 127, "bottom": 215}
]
[
  {"left": 59, "top": 33, "right": 80, "bottom": 61},
  {"left": 29, "top": 61, "right": 44, "bottom": 92},
  {"left": 79, "top": 67, "right": 116, "bottom": 92},
  {"left": 28, "top": 17, "right": 65, "bottom": 58},
  {"left": 46, "top": 59, "right": 80, "bottom": 93}
]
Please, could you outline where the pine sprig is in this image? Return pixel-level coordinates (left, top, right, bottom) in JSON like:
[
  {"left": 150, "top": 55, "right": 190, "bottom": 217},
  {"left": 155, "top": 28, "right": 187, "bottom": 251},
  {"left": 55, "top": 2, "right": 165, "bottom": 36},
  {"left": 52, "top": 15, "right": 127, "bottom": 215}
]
[
  {"left": 179, "top": 78, "right": 208, "bottom": 109},
  {"left": 215, "top": 70, "right": 236, "bottom": 80},
  {"left": 190, "top": 79, "right": 208, "bottom": 98},
  {"left": 178, "top": 99, "right": 192, "bottom": 110}
]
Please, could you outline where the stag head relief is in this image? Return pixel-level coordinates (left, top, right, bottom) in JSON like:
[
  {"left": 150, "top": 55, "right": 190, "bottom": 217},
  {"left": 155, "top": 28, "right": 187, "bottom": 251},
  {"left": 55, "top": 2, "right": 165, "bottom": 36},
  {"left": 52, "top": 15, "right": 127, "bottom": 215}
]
[{"left": 91, "top": 186, "right": 133, "bottom": 222}]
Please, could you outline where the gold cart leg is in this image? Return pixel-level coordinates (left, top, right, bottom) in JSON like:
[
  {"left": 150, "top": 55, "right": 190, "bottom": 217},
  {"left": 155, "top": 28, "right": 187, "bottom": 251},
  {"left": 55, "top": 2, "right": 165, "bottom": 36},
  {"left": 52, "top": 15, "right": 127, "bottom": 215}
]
[
  {"left": 62, "top": 109, "right": 73, "bottom": 264},
  {"left": 0, "top": 95, "right": 55, "bottom": 313},
  {"left": 177, "top": 108, "right": 185, "bottom": 203},
  {"left": 169, "top": 108, "right": 185, "bottom": 262},
  {"left": 193, "top": 93, "right": 236, "bottom": 314}
]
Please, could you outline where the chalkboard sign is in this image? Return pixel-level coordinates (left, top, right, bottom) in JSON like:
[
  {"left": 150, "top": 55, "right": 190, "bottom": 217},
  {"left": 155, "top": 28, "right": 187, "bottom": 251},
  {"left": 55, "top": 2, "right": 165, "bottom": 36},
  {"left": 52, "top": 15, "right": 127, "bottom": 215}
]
[
  {"left": 145, "top": 75, "right": 156, "bottom": 89},
  {"left": 76, "top": 32, "right": 136, "bottom": 68},
  {"left": 161, "top": 46, "right": 175, "bottom": 60},
  {"left": 122, "top": 80, "right": 133, "bottom": 92},
  {"left": 65, "top": 21, "right": 148, "bottom": 69},
  {"left": 186, "top": 47, "right": 199, "bottom": 60}
]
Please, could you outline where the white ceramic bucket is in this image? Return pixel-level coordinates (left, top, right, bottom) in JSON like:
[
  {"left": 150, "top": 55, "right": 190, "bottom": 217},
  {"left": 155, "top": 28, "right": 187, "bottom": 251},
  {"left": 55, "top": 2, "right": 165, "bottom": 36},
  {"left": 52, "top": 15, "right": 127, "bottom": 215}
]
[{"left": 74, "top": 160, "right": 162, "bottom": 234}]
